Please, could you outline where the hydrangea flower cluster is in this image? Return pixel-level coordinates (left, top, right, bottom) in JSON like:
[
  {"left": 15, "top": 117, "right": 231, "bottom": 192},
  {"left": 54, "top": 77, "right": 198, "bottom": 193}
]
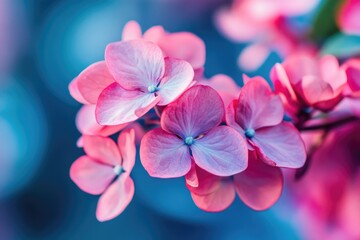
[{"left": 69, "top": 1, "right": 360, "bottom": 237}]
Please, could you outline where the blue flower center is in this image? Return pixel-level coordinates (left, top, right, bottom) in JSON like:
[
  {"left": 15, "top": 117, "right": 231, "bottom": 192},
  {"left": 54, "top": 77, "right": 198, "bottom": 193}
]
[
  {"left": 184, "top": 136, "right": 195, "bottom": 146},
  {"left": 113, "top": 165, "right": 123, "bottom": 175},
  {"left": 148, "top": 85, "right": 158, "bottom": 93},
  {"left": 245, "top": 128, "right": 255, "bottom": 139}
]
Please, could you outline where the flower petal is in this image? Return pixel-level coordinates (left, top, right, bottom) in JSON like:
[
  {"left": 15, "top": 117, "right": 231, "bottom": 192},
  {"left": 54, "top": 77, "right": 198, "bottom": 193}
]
[
  {"left": 236, "top": 76, "right": 284, "bottom": 130},
  {"left": 187, "top": 167, "right": 235, "bottom": 212},
  {"left": 96, "top": 174, "right": 134, "bottom": 222},
  {"left": 118, "top": 128, "right": 136, "bottom": 172},
  {"left": 157, "top": 58, "right": 194, "bottom": 105},
  {"left": 191, "top": 126, "right": 248, "bottom": 176},
  {"left": 83, "top": 135, "right": 121, "bottom": 166},
  {"left": 121, "top": 20, "right": 142, "bottom": 41},
  {"left": 76, "top": 105, "right": 127, "bottom": 136},
  {"left": 96, "top": 82, "right": 158, "bottom": 125},
  {"left": 238, "top": 44, "right": 271, "bottom": 71},
  {"left": 105, "top": 39, "right": 165, "bottom": 90},
  {"left": 300, "top": 75, "right": 335, "bottom": 105},
  {"left": 140, "top": 128, "right": 191, "bottom": 178},
  {"left": 143, "top": 25, "right": 165, "bottom": 43},
  {"left": 252, "top": 122, "right": 306, "bottom": 168},
  {"left": 68, "top": 78, "right": 89, "bottom": 104},
  {"left": 70, "top": 156, "right": 116, "bottom": 195},
  {"left": 157, "top": 32, "right": 206, "bottom": 69},
  {"left": 344, "top": 58, "right": 360, "bottom": 92},
  {"left": 77, "top": 61, "right": 115, "bottom": 104},
  {"left": 234, "top": 153, "right": 283, "bottom": 211},
  {"left": 161, "top": 85, "right": 225, "bottom": 138},
  {"left": 185, "top": 161, "right": 199, "bottom": 188}
]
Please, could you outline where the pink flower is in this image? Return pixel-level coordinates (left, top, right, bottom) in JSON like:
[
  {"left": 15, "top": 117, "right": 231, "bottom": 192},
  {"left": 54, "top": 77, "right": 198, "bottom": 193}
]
[
  {"left": 342, "top": 58, "right": 360, "bottom": 95},
  {"left": 140, "top": 85, "right": 248, "bottom": 178},
  {"left": 337, "top": 0, "right": 360, "bottom": 35},
  {"left": 122, "top": 20, "right": 206, "bottom": 74},
  {"left": 70, "top": 129, "right": 136, "bottom": 221},
  {"left": 96, "top": 39, "right": 194, "bottom": 125},
  {"left": 186, "top": 151, "right": 283, "bottom": 212},
  {"left": 227, "top": 76, "right": 306, "bottom": 168},
  {"left": 270, "top": 53, "right": 347, "bottom": 120},
  {"left": 198, "top": 74, "right": 241, "bottom": 107}
]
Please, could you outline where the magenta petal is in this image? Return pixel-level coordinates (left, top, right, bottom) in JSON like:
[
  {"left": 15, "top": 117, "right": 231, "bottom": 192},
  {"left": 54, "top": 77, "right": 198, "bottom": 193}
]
[
  {"left": 157, "top": 58, "right": 194, "bottom": 105},
  {"left": 140, "top": 128, "right": 191, "bottom": 178},
  {"left": 118, "top": 128, "right": 136, "bottom": 172},
  {"left": 187, "top": 167, "right": 235, "bottom": 212},
  {"left": 96, "top": 83, "right": 158, "bottom": 125},
  {"left": 344, "top": 59, "right": 360, "bottom": 92},
  {"left": 234, "top": 154, "right": 283, "bottom": 211},
  {"left": 105, "top": 40, "right": 165, "bottom": 90},
  {"left": 157, "top": 32, "right": 206, "bottom": 69},
  {"left": 185, "top": 161, "right": 199, "bottom": 187},
  {"left": 70, "top": 156, "right": 116, "bottom": 195},
  {"left": 77, "top": 61, "right": 115, "bottom": 104},
  {"left": 236, "top": 77, "right": 284, "bottom": 130},
  {"left": 161, "top": 85, "right": 225, "bottom": 138},
  {"left": 121, "top": 20, "right": 142, "bottom": 41},
  {"left": 191, "top": 126, "right": 248, "bottom": 176},
  {"left": 83, "top": 135, "right": 121, "bottom": 166},
  {"left": 96, "top": 174, "right": 134, "bottom": 222},
  {"left": 252, "top": 122, "right": 306, "bottom": 168},
  {"left": 301, "top": 75, "right": 334, "bottom": 105}
]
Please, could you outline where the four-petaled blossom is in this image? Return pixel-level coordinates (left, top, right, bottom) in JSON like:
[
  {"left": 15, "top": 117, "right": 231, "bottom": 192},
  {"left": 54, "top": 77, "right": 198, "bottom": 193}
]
[
  {"left": 227, "top": 76, "right": 306, "bottom": 168},
  {"left": 96, "top": 39, "right": 194, "bottom": 125},
  {"left": 270, "top": 53, "right": 347, "bottom": 120},
  {"left": 186, "top": 151, "right": 283, "bottom": 212},
  {"left": 70, "top": 129, "right": 136, "bottom": 221},
  {"left": 140, "top": 85, "right": 248, "bottom": 178}
]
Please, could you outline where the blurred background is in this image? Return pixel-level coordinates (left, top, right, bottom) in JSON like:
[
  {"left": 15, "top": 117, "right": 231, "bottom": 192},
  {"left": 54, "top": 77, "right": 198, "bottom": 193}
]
[{"left": 0, "top": 0, "right": 314, "bottom": 239}]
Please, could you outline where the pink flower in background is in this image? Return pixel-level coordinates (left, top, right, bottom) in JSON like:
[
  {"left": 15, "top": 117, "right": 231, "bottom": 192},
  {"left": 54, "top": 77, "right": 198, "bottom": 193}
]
[
  {"left": 96, "top": 39, "right": 194, "bottom": 125},
  {"left": 122, "top": 20, "right": 206, "bottom": 76},
  {"left": 215, "top": 0, "right": 319, "bottom": 71},
  {"left": 199, "top": 74, "right": 241, "bottom": 107},
  {"left": 292, "top": 122, "right": 360, "bottom": 239},
  {"left": 140, "top": 85, "right": 248, "bottom": 178},
  {"left": 270, "top": 53, "right": 347, "bottom": 120},
  {"left": 70, "top": 129, "right": 136, "bottom": 221},
  {"left": 342, "top": 58, "right": 360, "bottom": 95},
  {"left": 187, "top": 151, "right": 283, "bottom": 212},
  {"left": 337, "top": 0, "right": 360, "bottom": 35},
  {"left": 226, "top": 76, "right": 306, "bottom": 168}
]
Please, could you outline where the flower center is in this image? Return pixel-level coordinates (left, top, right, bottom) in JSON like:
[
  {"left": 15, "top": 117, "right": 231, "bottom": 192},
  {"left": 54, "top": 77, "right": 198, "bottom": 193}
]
[
  {"left": 113, "top": 165, "right": 123, "bottom": 175},
  {"left": 184, "top": 136, "right": 195, "bottom": 146},
  {"left": 148, "top": 85, "right": 158, "bottom": 93},
  {"left": 245, "top": 128, "right": 255, "bottom": 139}
]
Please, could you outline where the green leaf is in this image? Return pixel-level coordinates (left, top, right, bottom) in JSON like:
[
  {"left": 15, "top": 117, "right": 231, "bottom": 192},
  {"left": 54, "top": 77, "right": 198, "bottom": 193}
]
[
  {"left": 309, "top": 0, "right": 344, "bottom": 41},
  {"left": 321, "top": 33, "right": 360, "bottom": 58}
]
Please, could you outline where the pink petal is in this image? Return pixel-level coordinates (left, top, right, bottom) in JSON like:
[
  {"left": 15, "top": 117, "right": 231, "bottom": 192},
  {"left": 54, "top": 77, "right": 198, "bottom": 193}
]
[
  {"left": 140, "top": 128, "right": 191, "bottom": 178},
  {"left": 157, "top": 58, "right": 194, "bottom": 105},
  {"left": 283, "top": 53, "right": 318, "bottom": 85},
  {"left": 252, "top": 122, "right": 306, "bottom": 168},
  {"left": 191, "top": 126, "right": 248, "bottom": 176},
  {"left": 161, "top": 85, "right": 225, "bottom": 138},
  {"left": 234, "top": 153, "right": 283, "bottom": 210},
  {"left": 70, "top": 156, "right": 116, "bottom": 195},
  {"left": 338, "top": 0, "right": 360, "bottom": 35},
  {"left": 238, "top": 44, "right": 271, "bottom": 71},
  {"left": 118, "top": 128, "right": 136, "bottom": 172},
  {"left": 185, "top": 161, "right": 199, "bottom": 188},
  {"left": 105, "top": 39, "right": 165, "bottom": 90},
  {"left": 343, "top": 58, "right": 360, "bottom": 92},
  {"left": 187, "top": 167, "right": 235, "bottom": 212},
  {"left": 96, "top": 174, "right": 134, "bottom": 222},
  {"left": 236, "top": 77, "right": 284, "bottom": 130},
  {"left": 157, "top": 32, "right": 206, "bottom": 69},
  {"left": 68, "top": 78, "right": 89, "bottom": 104},
  {"left": 121, "top": 20, "right": 142, "bottom": 41},
  {"left": 76, "top": 105, "right": 127, "bottom": 136},
  {"left": 143, "top": 26, "right": 165, "bottom": 43},
  {"left": 83, "top": 135, "right": 121, "bottom": 166},
  {"left": 199, "top": 74, "right": 240, "bottom": 108},
  {"left": 77, "top": 61, "right": 115, "bottom": 104},
  {"left": 300, "top": 75, "right": 335, "bottom": 105},
  {"left": 96, "top": 83, "right": 159, "bottom": 125}
]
